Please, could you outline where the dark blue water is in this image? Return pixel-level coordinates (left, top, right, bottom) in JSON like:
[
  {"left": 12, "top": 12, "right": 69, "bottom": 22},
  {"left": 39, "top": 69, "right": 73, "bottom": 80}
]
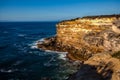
[{"left": 0, "top": 22, "right": 78, "bottom": 80}]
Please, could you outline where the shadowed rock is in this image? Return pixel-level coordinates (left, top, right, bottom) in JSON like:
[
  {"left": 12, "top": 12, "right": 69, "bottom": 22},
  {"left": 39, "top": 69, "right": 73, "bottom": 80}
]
[{"left": 68, "top": 53, "right": 120, "bottom": 80}]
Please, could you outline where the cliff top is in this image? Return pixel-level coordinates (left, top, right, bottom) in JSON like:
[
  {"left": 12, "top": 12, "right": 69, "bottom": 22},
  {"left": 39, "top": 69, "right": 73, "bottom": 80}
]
[
  {"left": 81, "top": 14, "right": 120, "bottom": 19},
  {"left": 60, "top": 14, "right": 120, "bottom": 23}
]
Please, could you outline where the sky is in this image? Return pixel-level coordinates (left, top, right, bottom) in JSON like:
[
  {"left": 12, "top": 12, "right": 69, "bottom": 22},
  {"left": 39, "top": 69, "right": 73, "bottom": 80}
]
[{"left": 0, "top": 0, "right": 120, "bottom": 21}]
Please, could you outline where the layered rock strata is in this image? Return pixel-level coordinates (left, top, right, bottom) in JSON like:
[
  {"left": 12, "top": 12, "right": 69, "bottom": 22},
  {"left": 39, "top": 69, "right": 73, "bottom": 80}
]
[
  {"left": 37, "top": 14, "right": 120, "bottom": 60},
  {"left": 37, "top": 14, "right": 120, "bottom": 80}
]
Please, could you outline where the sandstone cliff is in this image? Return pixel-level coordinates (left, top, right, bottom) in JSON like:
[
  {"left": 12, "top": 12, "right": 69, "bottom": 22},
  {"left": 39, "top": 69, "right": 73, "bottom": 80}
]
[
  {"left": 55, "top": 14, "right": 120, "bottom": 60},
  {"left": 37, "top": 14, "right": 120, "bottom": 60},
  {"left": 37, "top": 14, "right": 120, "bottom": 80}
]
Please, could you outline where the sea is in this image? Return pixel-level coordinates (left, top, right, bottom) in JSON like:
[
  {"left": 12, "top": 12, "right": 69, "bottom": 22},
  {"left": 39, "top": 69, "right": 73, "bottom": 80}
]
[{"left": 0, "top": 22, "right": 79, "bottom": 80}]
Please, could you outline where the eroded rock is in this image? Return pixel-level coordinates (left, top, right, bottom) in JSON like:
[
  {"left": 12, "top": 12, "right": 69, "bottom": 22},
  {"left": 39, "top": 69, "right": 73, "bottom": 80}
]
[
  {"left": 37, "top": 15, "right": 120, "bottom": 80},
  {"left": 37, "top": 15, "right": 120, "bottom": 60},
  {"left": 68, "top": 53, "right": 120, "bottom": 80}
]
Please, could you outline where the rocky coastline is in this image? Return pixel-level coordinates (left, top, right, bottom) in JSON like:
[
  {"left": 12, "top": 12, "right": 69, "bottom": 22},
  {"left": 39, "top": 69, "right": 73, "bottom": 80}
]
[{"left": 37, "top": 14, "right": 120, "bottom": 80}]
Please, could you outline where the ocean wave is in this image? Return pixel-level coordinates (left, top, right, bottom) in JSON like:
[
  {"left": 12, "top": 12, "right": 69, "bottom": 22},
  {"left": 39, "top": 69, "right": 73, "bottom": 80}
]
[
  {"left": 13, "top": 60, "right": 23, "bottom": 66},
  {"left": 29, "top": 38, "right": 45, "bottom": 49},
  {"left": 43, "top": 55, "right": 54, "bottom": 67},
  {"left": 30, "top": 45, "right": 38, "bottom": 49},
  {"left": 44, "top": 50, "right": 68, "bottom": 60},
  {"left": 29, "top": 37, "right": 68, "bottom": 60},
  {"left": 17, "top": 34, "right": 26, "bottom": 37},
  {"left": 3, "top": 31, "right": 8, "bottom": 34},
  {"left": 29, "top": 35, "right": 56, "bottom": 49},
  {"left": 58, "top": 52, "right": 67, "bottom": 60},
  {"left": 45, "top": 50, "right": 67, "bottom": 54},
  {"left": 29, "top": 42, "right": 37, "bottom": 49},
  {"left": 0, "top": 69, "right": 18, "bottom": 73},
  {"left": 43, "top": 55, "right": 58, "bottom": 67},
  {"left": 43, "top": 63, "right": 53, "bottom": 67}
]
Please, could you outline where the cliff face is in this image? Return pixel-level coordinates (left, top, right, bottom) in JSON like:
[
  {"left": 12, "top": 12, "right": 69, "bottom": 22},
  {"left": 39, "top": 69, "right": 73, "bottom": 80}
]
[
  {"left": 56, "top": 16, "right": 117, "bottom": 47},
  {"left": 56, "top": 15, "right": 120, "bottom": 60},
  {"left": 37, "top": 15, "right": 120, "bottom": 60},
  {"left": 37, "top": 15, "right": 120, "bottom": 80}
]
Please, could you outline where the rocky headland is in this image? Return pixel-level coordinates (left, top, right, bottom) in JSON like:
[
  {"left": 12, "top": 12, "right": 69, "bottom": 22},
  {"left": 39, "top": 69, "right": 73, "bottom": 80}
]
[{"left": 37, "top": 14, "right": 120, "bottom": 80}]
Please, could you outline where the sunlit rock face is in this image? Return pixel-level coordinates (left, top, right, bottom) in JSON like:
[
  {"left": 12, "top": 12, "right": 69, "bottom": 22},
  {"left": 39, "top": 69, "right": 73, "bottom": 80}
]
[
  {"left": 37, "top": 15, "right": 120, "bottom": 60},
  {"left": 56, "top": 15, "right": 120, "bottom": 60},
  {"left": 37, "top": 15, "right": 120, "bottom": 80},
  {"left": 56, "top": 16, "right": 119, "bottom": 46}
]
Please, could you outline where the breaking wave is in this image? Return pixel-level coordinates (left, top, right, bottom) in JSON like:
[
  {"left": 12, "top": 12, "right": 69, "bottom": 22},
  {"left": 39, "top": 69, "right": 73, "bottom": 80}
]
[{"left": 29, "top": 38, "right": 45, "bottom": 49}]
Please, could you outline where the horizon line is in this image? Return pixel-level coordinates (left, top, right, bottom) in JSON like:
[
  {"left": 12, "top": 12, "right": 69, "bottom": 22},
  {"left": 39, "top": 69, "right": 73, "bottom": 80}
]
[{"left": 0, "top": 20, "right": 60, "bottom": 22}]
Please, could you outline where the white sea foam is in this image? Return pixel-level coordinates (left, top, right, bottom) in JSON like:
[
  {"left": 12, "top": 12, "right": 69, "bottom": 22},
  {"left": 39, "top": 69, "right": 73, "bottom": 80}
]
[
  {"left": 30, "top": 38, "right": 45, "bottom": 49},
  {"left": 38, "top": 38, "right": 45, "bottom": 42},
  {"left": 29, "top": 42, "right": 37, "bottom": 49},
  {"left": 18, "top": 34, "right": 26, "bottom": 37},
  {"left": 44, "top": 50, "right": 68, "bottom": 60},
  {"left": 0, "top": 69, "right": 18, "bottom": 73},
  {"left": 30, "top": 36, "right": 56, "bottom": 49},
  {"left": 58, "top": 52, "right": 67, "bottom": 60},
  {"left": 45, "top": 50, "right": 67, "bottom": 54},
  {"left": 31, "top": 45, "right": 38, "bottom": 49},
  {"left": 30, "top": 37, "right": 68, "bottom": 60}
]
